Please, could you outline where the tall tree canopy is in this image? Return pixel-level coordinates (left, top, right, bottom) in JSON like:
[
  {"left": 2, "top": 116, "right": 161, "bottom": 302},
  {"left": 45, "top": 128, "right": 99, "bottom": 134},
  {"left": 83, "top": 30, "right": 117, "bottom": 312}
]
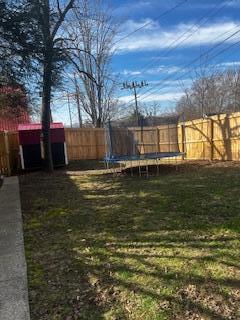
[{"left": 0, "top": 0, "right": 35, "bottom": 81}]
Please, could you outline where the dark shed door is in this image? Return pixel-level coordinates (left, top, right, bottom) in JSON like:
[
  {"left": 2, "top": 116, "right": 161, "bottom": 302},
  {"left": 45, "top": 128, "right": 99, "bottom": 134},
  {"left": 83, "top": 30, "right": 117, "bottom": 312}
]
[
  {"left": 22, "top": 145, "right": 42, "bottom": 169},
  {"left": 51, "top": 143, "right": 65, "bottom": 166}
]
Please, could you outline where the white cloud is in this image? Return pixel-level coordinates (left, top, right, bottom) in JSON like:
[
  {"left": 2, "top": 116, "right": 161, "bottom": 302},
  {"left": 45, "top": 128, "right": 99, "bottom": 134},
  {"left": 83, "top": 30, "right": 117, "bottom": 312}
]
[
  {"left": 118, "top": 65, "right": 184, "bottom": 77},
  {"left": 115, "top": 1, "right": 152, "bottom": 17},
  {"left": 146, "top": 65, "right": 183, "bottom": 75},
  {"left": 216, "top": 61, "right": 240, "bottom": 67},
  {"left": 224, "top": 0, "right": 240, "bottom": 8},
  {"left": 121, "top": 69, "right": 142, "bottom": 76},
  {"left": 120, "top": 60, "right": 240, "bottom": 80},
  {"left": 119, "top": 91, "right": 183, "bottom": 103},
  {"left": 115, "top": 20, "right": 240, "bottom": 53},
  {"left": 148, "top": 78, "right": 192, "bottom": 87},
  {"left": 119, "top": 18, "right": 160, "bottom": 34}
]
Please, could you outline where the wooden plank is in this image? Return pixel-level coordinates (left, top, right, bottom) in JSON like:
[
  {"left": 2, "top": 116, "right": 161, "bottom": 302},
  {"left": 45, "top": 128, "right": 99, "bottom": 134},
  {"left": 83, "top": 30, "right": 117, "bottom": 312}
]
[
  {"left": 0, "top": 132, "right": 7, "bottom": 174},
  {"left": 65, "top": 128, "right": 106, "bottom": 160},
  {"left": 4, "top": 132, "right": 11, "bottom": 176},
  {"left": 0, "top": 132, "right": 12, "bottom": 175}
]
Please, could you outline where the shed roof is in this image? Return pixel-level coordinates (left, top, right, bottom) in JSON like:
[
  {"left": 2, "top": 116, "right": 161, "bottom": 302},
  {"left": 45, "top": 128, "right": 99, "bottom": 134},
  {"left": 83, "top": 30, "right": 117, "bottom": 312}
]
[{"left": 18, "top": 122, "right": 64, "bottom": 131}]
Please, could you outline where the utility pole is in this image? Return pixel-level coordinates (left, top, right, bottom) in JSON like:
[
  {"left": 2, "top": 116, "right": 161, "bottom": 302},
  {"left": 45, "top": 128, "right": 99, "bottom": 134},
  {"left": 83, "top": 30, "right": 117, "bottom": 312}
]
[
  {"left": 121, "top": 80, "right": 148, "bottom": 125},
  {"left": 74, "top": 73, "right": 82, "bottom": 128},
  {"left": 67, "top": 92, "right": 73, "bottom": 128}
]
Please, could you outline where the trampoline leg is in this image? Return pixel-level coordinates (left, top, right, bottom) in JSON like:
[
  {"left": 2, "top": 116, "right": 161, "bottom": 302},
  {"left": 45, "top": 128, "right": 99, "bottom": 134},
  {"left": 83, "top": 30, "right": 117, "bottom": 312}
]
[
  {"left": 130, "top": 160, "right": 133, "bottom": 177},
  {"left": 105, "top": 161, "right": 109, "bottom": 171},
  {"left": 109, "top": 162, "right": 112, "bottom": 174},
  {"left": 146, "top": 161, "right": 149, "bottom": 179},
  {"left": 111, "top": 163, "right": 114, "bottom": 175}
]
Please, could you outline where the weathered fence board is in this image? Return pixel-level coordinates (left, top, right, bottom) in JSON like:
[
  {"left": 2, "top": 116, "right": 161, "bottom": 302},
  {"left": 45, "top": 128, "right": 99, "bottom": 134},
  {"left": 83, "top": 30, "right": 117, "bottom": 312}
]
[
  {"left": 0, "top": 132, "right": 11, "bottom": 175},
  {"left": 65, "top": 128, "right": 106, "bottom": 160},
  {"left": 180, "top": 112, "right": 240, "bottom": 161},
  {"left": 7, "top": 132, "right": 19, "bottom": 171}
]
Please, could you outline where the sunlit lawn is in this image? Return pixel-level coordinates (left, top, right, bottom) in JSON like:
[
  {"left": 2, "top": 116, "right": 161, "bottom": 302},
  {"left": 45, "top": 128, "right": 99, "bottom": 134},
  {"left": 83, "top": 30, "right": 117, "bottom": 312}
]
[{"left": 20, "top": 162, "right": 240, "bottom": 320}]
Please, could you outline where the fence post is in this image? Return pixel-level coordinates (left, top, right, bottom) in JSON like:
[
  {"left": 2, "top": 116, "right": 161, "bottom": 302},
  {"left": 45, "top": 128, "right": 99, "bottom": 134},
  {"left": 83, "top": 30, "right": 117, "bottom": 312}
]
[
  {"left": 4, "top": 132, "right": 11, "bottom": 176},
  {"left": 181, "top": 124, "right": 185, "bottom": 160},
  {"left": 210, "top": 118, "right": 214, "bottom": 161},
  {"left": 156, "top": 127, "right": 160, "bottom": 152}
]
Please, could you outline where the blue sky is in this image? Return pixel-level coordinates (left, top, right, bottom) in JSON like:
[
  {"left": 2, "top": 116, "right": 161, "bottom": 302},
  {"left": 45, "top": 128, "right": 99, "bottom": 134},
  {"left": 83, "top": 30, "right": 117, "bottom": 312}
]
[{"left": 53, "top": 0, "right": 240, "bottom": 125}]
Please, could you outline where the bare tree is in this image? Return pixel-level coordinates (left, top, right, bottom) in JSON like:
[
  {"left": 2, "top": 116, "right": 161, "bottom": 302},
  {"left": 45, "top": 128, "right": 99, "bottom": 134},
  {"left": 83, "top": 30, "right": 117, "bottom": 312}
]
[
  {"left": 176, "top": 67, "right": 240, "bottom": 121},
  {"left": 65, "top": 0, "right": 118, "bottom": 127}
]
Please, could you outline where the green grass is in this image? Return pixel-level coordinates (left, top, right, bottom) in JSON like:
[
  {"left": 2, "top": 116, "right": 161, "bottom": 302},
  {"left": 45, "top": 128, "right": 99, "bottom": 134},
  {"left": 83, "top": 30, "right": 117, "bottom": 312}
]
[{"left": 20, "top": 162, "right": 240, "bottom": 320}]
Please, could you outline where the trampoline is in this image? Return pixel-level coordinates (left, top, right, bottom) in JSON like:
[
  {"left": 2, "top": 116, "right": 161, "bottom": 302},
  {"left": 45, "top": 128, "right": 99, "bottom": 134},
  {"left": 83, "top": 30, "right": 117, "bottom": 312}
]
[
  {"left": 104, "top": 152, "right": 183, "bottom": 163},
  {"left": 104, "top": 120, "right": 185, "bottom": 176}
]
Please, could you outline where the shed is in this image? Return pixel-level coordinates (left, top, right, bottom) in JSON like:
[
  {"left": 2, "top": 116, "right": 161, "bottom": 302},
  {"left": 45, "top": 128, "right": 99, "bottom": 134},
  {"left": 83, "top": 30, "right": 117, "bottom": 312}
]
[{"left": 18, "top": 123, "right": 68, "bottom": 170}]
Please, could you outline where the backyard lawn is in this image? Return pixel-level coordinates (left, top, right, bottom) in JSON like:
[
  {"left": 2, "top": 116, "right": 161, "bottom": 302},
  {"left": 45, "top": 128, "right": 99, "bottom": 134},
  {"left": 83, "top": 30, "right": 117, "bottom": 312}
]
[{"left": 20, "top": 162, "right": 240, "bottom": 320}]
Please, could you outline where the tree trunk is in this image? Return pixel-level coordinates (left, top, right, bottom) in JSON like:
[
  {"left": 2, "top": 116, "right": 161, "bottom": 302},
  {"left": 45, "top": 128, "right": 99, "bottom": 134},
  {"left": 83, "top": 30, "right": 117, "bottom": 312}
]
[
  {"left": 96, "top": 117, "right": 102, "bottom": 128},
  {"left": 41, "top": 52, "right": 53, "bottom": 172},
  {"left": 97, "top": 83, "right": 102, "bottom": 128}
]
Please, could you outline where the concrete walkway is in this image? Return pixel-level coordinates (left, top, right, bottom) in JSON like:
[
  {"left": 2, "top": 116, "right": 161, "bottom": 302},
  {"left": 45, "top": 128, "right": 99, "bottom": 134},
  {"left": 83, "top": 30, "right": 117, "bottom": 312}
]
[{"left": 0, "top": 177, "right": 30, "bottom": 320}]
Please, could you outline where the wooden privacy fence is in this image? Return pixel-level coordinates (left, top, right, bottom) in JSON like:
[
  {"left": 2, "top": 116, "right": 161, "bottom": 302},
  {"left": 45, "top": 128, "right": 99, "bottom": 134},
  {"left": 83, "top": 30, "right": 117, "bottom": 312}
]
[
  {"left": 65, "top": 128, "right": 106, "bottom": 160},
  {"left": 54, "top": 112, "right": 240, "bottom": 161},
  {"left": 180, "top": 112, "right": 240, "bottom": 160},
  {"left": 107, "top": 125, "right": 180, "bottom": 157},
  {"left": 0, "top": 132, "right": 10, "bottom": 175},
  {"left": 0, "top": 131, "right": 19, "bottom": 176},
  {"left": 1, "top": 111, "right": 240, "bottom": 174},
  {"left": 129, "top": 124, "right": 179, "bottom": 154}
]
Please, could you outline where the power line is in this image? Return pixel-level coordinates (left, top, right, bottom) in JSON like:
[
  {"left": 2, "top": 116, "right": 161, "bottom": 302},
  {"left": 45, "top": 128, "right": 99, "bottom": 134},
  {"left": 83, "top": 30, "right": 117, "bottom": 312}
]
[
  {"left": 109, "top": 1, "right": 190, "bottom": 86},
  {"left": 119, "top": 1, "right": 228, "bottom": 84},
  {"left": 133, "top": 1, "right": 228, "bottom": 77},
  {"left": 140, "top": 39, "right": 240, "bottom": 103},
  {"left": 59, "top": 1, "right": 188, "bottom": 90},
  {"left": 125, "top": 25, "right": 240, "bottom": 105},
  {"left": 121, "top": 80, "right": 149, "bottom": 124},
  {"left": 113, "top": 0, "right": 189, "bottom": 46}
]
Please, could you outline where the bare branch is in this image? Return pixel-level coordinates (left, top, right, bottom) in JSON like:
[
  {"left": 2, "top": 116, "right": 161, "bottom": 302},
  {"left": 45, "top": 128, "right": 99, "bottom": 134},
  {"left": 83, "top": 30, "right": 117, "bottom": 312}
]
[
  {"left": 51, "top": 0, "right": 75, "bottom": 40},
  {"left": 56, "top": 0, "right": 62, "bottom": 16}
]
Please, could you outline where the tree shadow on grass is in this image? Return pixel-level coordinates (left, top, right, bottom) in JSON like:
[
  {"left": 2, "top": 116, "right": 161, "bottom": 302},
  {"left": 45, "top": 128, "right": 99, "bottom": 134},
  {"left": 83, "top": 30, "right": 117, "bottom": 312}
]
[{"left": 20, "top": 165, "right": 240, "bottom": 319}]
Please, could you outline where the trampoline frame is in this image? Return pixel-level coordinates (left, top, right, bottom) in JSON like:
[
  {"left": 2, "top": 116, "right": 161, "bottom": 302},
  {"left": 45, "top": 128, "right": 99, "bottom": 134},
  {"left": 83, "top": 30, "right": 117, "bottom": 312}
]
[
  {"left": 104, "top": 151, "right": 184, "bottom": 163},
  {"left": 104, "top": 120, "right": 186, "bottom": 176}
]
